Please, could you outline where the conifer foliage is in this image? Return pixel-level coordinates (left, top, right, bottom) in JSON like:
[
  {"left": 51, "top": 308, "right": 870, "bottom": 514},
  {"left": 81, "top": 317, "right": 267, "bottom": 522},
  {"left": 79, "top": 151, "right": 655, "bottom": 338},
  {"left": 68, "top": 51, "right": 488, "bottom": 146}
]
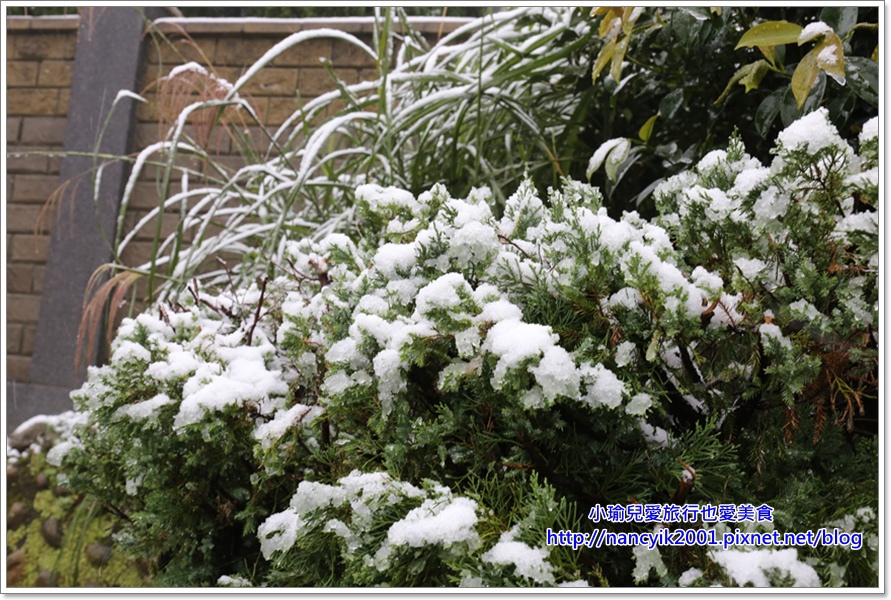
[{"left": 54, "top": 110, "right": 878, "bottom": 587}]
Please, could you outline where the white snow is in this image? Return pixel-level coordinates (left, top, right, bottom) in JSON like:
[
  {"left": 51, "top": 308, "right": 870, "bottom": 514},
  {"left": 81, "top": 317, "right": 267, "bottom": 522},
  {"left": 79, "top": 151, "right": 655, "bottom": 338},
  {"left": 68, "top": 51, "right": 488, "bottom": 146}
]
[
  {"left": 775, "top": 107, "right": 852, "bottom": 159},
  {"left": 483, "top": 319, "right": 559, "bottom": 389},
  {"left": 115, "top": 393, "right": 175, "bottom": 421},
  {"left": 253, "top": 403, "right": 324, "bottom": 450},
  {"left": 356, "top": 183, "right": 420, "bottom": 214},
  {"left": 758, "top": 322, "right": 792, "bottom": 350},
  {"left": 859, "top": 116, "right": 879, "bottom": 143},
  {"left": 529, "top": 345, "right": 580, "bottom": 402},
  {"left": 388, "top": 496, "right": 480, "bottom": 548},
  {"left": 374, "top": 243, "right": 417, "bottom": 278},
  {"left": 258, "top": 508, "right": 304, "bottom": 560},
  {"left": 482, "top": 529, "right": 555, "bottom": 585},
  {"left": 614, "top": 340, "right": 637, "bottom": 367},
  {"left": 710, "top": 548, "right": 820, "bottom": 587},
  {"left": 678, "top": 567, "right": 704, "bottom": 586},
  {"left": 580, "top": 362, "right": 626, "bottom": 410},
  {"left": 798, "top": 21, "right": 832, "bottom": 44},
  {"left": 625, "top": 393, "right": 653, "bottom": 416},
  {"left": 111, "top": 340, "right": 152, "bottom": 364}
]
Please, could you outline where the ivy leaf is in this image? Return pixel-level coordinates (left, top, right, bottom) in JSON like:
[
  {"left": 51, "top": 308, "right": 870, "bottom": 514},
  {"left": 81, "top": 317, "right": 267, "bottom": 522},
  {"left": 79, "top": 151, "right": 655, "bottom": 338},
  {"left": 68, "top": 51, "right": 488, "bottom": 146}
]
[{"left": 735, "top": 21, "right": 803, "bottom": 50}]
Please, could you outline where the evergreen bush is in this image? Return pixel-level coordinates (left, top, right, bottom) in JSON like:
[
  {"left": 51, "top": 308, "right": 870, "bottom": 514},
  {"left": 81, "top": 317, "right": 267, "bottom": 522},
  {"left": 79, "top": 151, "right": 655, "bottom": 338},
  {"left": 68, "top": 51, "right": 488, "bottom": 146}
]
[{"left": 52, "top": 109, "right": 879, "bottom": 587}]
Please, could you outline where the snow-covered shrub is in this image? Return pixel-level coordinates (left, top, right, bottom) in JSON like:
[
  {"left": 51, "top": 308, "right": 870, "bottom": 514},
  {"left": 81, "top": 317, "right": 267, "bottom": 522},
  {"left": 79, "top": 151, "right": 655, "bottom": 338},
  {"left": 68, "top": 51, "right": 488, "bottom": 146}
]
[{"left": 58, "top": 111, "right": 878, "bottom": 587}]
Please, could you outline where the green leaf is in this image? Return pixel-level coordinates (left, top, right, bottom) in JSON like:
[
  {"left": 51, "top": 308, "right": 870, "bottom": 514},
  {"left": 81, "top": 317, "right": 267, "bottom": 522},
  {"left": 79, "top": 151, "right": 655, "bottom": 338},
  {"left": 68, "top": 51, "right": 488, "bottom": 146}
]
[
  {"left": 735, "top": 21, "right": 803, "bottom": 50},
  {"left": 714, "top": 63, "right": 753, "bottom": 106},
  {"left": 659, "top": 88, "right": 684, "bottom": 120},
  {"left": 820, "top": 6, "right": 858, "bottom": 39},
  {"left": 739, "top": 59, "right": 771, "bottom": 93},
  {"left": 754, "top": 88, "right": 785, "bottom": 138},
  {"left": 638, "top": 113, "right": 659, "bottom": 143},
  {"left": 846, "top": 56, "right": 878, "bottom": 106}
]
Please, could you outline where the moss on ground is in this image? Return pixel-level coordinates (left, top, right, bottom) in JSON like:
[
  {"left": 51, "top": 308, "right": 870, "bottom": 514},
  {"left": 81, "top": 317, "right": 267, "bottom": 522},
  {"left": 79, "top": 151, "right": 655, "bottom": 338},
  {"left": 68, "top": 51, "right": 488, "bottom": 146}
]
[{"left": 6, "top": 447, "right": 154, "bottom": 588}]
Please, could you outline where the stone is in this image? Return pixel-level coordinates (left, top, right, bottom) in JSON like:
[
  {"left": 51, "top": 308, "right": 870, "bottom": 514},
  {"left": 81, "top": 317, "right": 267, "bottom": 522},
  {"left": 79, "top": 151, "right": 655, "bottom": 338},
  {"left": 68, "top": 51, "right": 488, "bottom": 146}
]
[
  {"left": 35, "top": 472, "right": 50, "bottom": 490},
  {"left": 34, "top": 569, "right": 59, "bottom": 587},
  {"left": 85, "top": 543, "right": 112, "bottom": 567},
  {"left": 8, "top": 420, "right": 46, "bottom": 451},
  {"left": 52, "top": 486, "right": 71, "bottom": 498},
  {"left": 7, "top": 549, "right": 26, "bottom": 587},
  {"left": 8, "top": 501, "right": 29, "bottom": 530},
  {"left": 7, "top": 464, "right": 19, "bottom": 483},
  {"left": 40, "top": 517, "right": 63, "bottom": 549}
]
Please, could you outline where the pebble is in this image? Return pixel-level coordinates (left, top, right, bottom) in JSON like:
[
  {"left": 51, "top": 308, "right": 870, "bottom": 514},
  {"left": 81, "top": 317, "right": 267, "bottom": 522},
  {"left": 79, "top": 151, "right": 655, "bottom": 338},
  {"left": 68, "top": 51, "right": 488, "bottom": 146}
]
[
  {"left": 53, "top": 486, "right": 71, "bottom": 498},
  {"left": 7, "top": 550, "right": 26, "bottom": 587},
  {"left": 41, "top": 518, "right": 63, "bottom": 549},
  {"left": 35, "top": 473, "right": 50, "bottom": 490},
  {"left": 9, "top": 422, "right": 47, "bottom": 451},
  {"left": 86, "top": 543, "right": 113, "bottom": 567},
  {"left": 8, "top": 502, "right": 28, "bottom": 530},
  {"left": 7, "top": 464, "right": 19, "bottom": 483},
  {"left": 34, "top": 570, "right": 58, "bottom": 587}
]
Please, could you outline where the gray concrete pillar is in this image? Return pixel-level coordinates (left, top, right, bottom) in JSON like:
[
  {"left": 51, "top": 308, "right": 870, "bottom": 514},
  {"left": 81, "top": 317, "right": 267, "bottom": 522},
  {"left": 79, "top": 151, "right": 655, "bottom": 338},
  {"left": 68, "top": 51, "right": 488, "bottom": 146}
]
[{"left": 8, "top": 7, "right": 169, "bottom": 432}]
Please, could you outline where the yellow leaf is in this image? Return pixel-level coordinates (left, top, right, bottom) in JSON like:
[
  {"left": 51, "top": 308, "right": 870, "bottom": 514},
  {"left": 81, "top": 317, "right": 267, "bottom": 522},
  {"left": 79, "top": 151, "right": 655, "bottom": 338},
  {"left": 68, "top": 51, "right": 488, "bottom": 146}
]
[
  {"left": 791, "top": 50, "right": 819, "bottom": 108},
  {"left": 598, "top": 8, "right": 624, "bottom": 40},
  {"left": 639, "top": 113, "right": 659, "bottom": 143},
  {"left": 710, "top": 7, "right": 722, "bottom": 16},
  {"left": 736, "top": 21, "right": 803, "bottom": 50},
  {"left": 611, "top": 35, "right": 630, "bottom": 82},
  {"left": 757, "top": 44, "right": 777, "bottom": 67},
  {"left": 813, "top": 34, "right": 846, "bottom": 85},
  {"left": 872, "top": 44, "right": 878, "bottom": 62},
  {"left": 622, "top": 6, "right": 643, "bottom": 36},
  {"left": 592, "top": 39, "right": 616, "bottom": 83}
]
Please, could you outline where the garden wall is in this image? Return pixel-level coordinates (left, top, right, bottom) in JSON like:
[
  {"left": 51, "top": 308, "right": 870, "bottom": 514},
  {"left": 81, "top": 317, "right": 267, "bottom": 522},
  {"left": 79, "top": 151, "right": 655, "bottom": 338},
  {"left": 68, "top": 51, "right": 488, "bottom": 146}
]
[{"left": 5, "top": 10, "right": 470, "bottom": 430}]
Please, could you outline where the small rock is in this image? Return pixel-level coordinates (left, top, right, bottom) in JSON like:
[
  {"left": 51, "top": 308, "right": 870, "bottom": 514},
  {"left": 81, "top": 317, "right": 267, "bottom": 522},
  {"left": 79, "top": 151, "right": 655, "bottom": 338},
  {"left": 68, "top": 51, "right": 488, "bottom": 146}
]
[
  {"left": 35, "top": 473, "right": 50, "bottom": 490},
  {"left": 9, "top": 421, "right": 47, "bottom": 451},
  {"left": 34, "top": 570, "right": 59, "bottom": 587},
  {"left": 52, "top": 486, "right": 71, "bottom": 498},
  {"left": 7, "top": 464, "right": 19, "bottom": 483},
  {"left": 8, "top": 502, "right": 28, "bottom": 530},
  {"left": 41, "top": 517, "right": 63, "bottom": 549},
  {"left": 7, "top": 558, "right": 25, "bottom": 587},
  {"left": 7, "top": 549, "right": 25, "bottom": 568},
  {"left": 85, "top": 543, "right": 113, "bottom": 567}
]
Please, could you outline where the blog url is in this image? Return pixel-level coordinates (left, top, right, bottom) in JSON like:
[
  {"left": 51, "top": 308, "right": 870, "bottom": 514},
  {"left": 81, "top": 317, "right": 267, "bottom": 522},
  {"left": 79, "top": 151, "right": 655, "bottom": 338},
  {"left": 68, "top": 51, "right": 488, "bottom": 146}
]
[{"left": 545, "top": 527, "right": 864, "bottom": 551}]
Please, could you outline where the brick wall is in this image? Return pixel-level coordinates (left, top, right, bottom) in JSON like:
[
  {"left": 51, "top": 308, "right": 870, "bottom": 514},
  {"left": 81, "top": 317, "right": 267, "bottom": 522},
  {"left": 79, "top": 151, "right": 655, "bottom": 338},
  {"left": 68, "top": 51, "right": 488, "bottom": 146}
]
[
  {"left": 5, "top": 15, "right": 468, "bottom": 384},
  {"left": 6, "top": 17, "right": 79, "bottom": 382}
]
